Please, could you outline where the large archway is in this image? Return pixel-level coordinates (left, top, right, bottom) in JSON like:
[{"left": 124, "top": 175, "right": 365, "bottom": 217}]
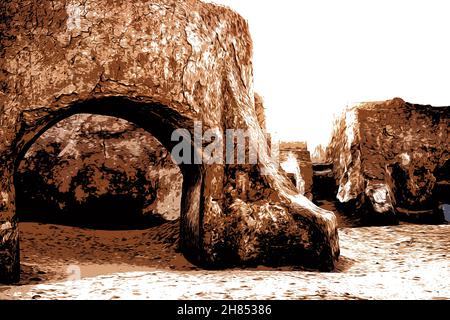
[
  {"left": 22, "top": 97, "right": 202, "bottom": 245},
  {"left": 0, "top": 0, "right": 339, "bottom": 283},
  {"left": 15, "top": 113, "right": 183, "bottom": 229}
]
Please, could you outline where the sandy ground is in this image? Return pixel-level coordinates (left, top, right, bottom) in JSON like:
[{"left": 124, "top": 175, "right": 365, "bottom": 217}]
[{"left": 0, "top": 217, "right": 449, "bottom": 300}]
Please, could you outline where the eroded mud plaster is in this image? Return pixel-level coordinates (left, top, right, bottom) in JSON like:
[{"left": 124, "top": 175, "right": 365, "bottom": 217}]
[
  {"left": 0, "top": 0, "right": 339, "bottom": 283},
  {"left": 328, "top": 98, "right": 449, "bottom": 224}
]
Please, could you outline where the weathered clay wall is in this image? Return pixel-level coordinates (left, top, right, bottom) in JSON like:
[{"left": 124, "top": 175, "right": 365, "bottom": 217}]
[
  {"left": 16, "top": 115, "right": 182, "bottom": 225},
  {"left": 16, "top": 90, "right": 266, "bottom": 225},
  {"left": 0, "top": 0, "right": 339, "bottom": 282},
  {"left": 327, "top": 98, "right": 449, "bottom": 224},
  {"left": 280, "top": 142, "right": 313, "bottom": 200}
]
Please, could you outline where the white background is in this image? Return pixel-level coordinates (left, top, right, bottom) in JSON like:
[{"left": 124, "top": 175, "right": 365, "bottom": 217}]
[{"left": 206, "top": 0, "right": 450, "bottom": 151}]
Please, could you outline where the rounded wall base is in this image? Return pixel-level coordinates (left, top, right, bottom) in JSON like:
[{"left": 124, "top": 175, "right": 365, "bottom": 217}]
[{"left": 0, "top": 225, "right": 20, "bottom": 284}]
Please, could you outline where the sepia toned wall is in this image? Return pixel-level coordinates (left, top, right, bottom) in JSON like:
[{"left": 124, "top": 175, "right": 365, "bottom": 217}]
[
  {"left": 0, "top": 0, "right": 339, "bottom": 282},
  {"left": 327, "top": 98, "right": 449, "bottom": 224},
  {"left": 279, "top": 142, "right": 313, "bottom": 200}
]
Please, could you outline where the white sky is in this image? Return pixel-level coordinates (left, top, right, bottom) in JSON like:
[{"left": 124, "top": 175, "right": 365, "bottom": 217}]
[{"left": 207, "top": 0, "right": 450, "bottom": 150}]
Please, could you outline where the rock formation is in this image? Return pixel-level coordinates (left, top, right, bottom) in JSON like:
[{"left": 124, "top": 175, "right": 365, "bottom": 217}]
[
  {"left": 16, "top": 114, "right": 182, "bottom": 227},
  {"left": 0, "top": 0, "right": 339, "bottom": 283},
  {"left": 327, "top": 98, "right": 449, "bottom": 224}
]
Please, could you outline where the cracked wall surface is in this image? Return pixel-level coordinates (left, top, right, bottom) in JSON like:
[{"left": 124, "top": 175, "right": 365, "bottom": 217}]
[
  {"left": 327, "top": 98, "right": 449, "bottom": 224},
  {"left": 0, "top": 0, "right": 339, "bottom": 283}
]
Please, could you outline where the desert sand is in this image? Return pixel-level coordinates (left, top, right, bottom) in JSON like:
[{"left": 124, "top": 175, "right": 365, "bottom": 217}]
[{"left": 0, "top": 214, "right": 448, "bottom": 300}]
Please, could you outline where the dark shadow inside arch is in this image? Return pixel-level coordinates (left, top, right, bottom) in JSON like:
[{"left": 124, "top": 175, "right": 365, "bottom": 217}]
[
  {"left": 15, "top": 193, "right": 169, "bottom": 230},
  {"left": 13, "top": 97, "right": 203, "bottom": 250}
]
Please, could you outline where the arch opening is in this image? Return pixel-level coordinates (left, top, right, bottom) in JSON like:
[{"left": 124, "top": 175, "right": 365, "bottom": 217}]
[
  {"left": 0, "top": 0, "right": 341, "bottom": 285},
  {"left": 8, "top": 97, "right": 204, "bottom": 280},
  {"left": 15, "top": 113, "right": 183, "bottom": 230}
]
